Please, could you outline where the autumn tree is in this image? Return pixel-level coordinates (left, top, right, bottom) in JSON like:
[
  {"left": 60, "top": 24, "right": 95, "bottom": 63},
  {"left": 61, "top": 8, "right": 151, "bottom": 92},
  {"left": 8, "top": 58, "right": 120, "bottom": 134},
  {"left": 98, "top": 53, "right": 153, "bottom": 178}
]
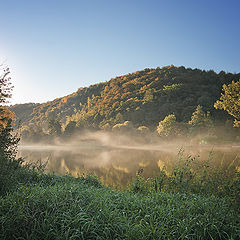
[
  {"left": 214, "top": 80, "right": 240, "bottom": 127},
  {"left": 157, "top": 114, "right": 178, "bottom": 138},
  {"left": 0, "top": 66, "right": 20, "bottom": 164},
  {"left": 143, "top": 89, "right": 154, "bottom": 103},
  {"left": 0, "top": 67, "right": 13, "bottom": 130},
  {"left": 64, "top": 121, "right": 77, "bottom": 136},
  {"left": 48, "top": 118, "right": 62, "bottom": 136},
  {"left": 188, "top": 105, "right": 213, "bottom": 135}
]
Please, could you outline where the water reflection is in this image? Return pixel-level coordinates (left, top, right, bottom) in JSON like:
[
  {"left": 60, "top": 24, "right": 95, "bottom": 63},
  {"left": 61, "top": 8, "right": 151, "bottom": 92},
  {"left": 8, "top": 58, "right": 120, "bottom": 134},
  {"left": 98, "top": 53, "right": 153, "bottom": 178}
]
[{"left": 18, "top": 144, "right": 240, "bottom": 188}]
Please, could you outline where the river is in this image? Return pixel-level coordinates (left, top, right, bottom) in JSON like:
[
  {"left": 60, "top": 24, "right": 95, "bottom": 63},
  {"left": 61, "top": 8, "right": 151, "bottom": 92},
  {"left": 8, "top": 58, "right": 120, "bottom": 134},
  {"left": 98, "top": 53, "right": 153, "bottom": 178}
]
[{"left": 18, "top": 142, "right": 240, "bottom": 188}]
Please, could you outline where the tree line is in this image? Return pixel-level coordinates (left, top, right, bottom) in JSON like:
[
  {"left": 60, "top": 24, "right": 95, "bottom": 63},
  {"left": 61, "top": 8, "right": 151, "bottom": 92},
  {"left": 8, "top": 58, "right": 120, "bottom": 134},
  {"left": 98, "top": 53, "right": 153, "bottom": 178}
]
[{"left": 9, "top": 65, "right": 240, "bottom": 143}]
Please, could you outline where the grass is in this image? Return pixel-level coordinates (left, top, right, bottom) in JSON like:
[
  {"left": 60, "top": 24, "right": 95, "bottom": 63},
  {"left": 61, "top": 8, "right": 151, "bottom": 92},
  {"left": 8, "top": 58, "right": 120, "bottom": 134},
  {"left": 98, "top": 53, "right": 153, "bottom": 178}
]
[
  {"left": 0, "top": 151, "right": 240, "bottom": 239},
  {"left": 1, "top": 174, "right": 240, "bottom": 240},
  {"left": 128, "top": 149, "right": 240, "bottom": 207}
]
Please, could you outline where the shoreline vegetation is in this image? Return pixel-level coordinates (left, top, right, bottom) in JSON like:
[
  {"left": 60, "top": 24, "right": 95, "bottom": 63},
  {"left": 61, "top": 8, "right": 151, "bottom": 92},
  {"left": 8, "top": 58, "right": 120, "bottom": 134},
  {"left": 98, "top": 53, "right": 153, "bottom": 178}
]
[{"left": 1, "top": 145, "right": 240, "bottom": 239}]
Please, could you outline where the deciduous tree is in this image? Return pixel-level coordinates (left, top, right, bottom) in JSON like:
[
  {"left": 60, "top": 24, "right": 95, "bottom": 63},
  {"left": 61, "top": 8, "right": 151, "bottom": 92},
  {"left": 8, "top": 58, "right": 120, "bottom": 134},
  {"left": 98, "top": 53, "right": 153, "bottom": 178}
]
[
  {"left": 157, "top": 114, "right": 177, "bottom": 138},
  {"left": 0, "top": 66, "right": 19, "bottom": 161},
  {"left": 188, "top": 105, "right": 213, "bottom": 135},
  {"left": 48, "top": 118, "right": 62, "bottom": 136},
  {"left": 214, "top": 80, "right": 240, "bottom": 127}
]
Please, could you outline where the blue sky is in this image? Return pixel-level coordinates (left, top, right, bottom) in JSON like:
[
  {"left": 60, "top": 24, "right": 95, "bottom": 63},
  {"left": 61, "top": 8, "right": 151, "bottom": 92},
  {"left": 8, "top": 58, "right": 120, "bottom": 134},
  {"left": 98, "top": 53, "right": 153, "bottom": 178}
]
[{"left": 0, "top": 0, "right": 240, "bottom": 104}]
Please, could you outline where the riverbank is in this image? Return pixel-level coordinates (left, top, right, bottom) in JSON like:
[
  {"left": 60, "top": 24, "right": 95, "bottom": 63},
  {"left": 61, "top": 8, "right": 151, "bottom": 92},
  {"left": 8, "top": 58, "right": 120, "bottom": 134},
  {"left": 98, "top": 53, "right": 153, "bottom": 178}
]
[{"left": 0, "top": 161, "right": 240, "bottom": 239}]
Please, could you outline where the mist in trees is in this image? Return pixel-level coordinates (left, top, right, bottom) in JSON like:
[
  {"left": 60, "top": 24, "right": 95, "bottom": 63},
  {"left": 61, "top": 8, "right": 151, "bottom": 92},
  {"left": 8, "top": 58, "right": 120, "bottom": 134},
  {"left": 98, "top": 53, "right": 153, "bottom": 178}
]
[{"left": 9, "top": 65, "right": 240, "bottom": 145}]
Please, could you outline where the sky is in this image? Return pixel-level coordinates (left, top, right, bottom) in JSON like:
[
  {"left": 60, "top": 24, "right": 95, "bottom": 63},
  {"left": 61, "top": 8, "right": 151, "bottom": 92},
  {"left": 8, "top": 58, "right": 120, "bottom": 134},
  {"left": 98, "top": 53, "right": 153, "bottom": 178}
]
[{"left": 0, "top": 0, "right": 240, "bottom": 104}]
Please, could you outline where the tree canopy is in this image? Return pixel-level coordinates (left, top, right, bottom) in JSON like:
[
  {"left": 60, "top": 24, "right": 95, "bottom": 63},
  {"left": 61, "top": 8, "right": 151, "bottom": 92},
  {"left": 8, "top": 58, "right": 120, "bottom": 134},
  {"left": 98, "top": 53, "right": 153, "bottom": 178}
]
[
  {"left": 9, "top": 65, "right": 240, "bottom": 139},
  {"left": 0, "top": 66, "right": 19, "bottom": 161},
  {"left": 0, "top": 67, "right": 12, "bottom": 104},
  {"left": 157, "top": 114, "right": 177, "bottom": 138},
  {"left": 214, "top": 80, "right": 240, "bottom": 127}
]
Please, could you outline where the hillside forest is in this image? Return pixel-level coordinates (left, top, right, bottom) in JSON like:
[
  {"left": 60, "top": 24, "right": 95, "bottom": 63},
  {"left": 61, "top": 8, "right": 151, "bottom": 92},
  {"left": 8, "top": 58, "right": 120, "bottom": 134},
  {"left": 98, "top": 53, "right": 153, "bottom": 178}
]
[{"left": 10, "top": 65, "right": 240, "bottom": 144}]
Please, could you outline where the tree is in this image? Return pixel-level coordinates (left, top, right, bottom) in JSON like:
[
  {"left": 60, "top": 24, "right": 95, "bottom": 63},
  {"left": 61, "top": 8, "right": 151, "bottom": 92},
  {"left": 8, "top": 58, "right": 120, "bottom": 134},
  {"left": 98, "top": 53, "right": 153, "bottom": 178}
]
[
  {"left": 214, "top": 80, "right": 240, "bottom": 127},
  {"left": 189, "top": 105, "right": 206, "bottom": 127},
  {"left": 143, "top": 89, "right": 154, "bottom": 103},
  {"left": 48, "top": 118, "right": 62, "bottom": 136},
  {"left": 0, "top": 66, "right": 20, "bottom": 163},
  {"left": 25, "top": 123, "right": 45, "bottom": 142},
  {"left": 188, "top": 105, "right": 213, "bottom": 135},
  {"left": 197, "top": 95, "right": 212, "bottom": 110},
  {"left": 0, "top": 106, "right": 15, "bottom": 130},
  {"left": 0, "top": 67, "right": 12, "bottom": 104},
  {"left": 64, "top": 121, "right": 77, "bottom": 136},
  {"left": 0, "top": 66, "right": 24, "bottom": 196},
  {"left": 157, "top": 114, "right": 178, "bottom": 138},
  {"left": 0, "top": 119, "right": 19, "bottom": 161},
  {"left": 0, "top": 67, "right": 14, "bottom": 130}
]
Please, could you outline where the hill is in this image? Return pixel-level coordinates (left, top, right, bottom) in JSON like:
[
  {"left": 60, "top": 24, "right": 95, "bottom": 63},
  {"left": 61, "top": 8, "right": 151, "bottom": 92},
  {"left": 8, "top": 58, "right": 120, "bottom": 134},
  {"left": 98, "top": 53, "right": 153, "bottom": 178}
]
[{"left": 10, "top": 65, "right": 240, "bottom": 132}]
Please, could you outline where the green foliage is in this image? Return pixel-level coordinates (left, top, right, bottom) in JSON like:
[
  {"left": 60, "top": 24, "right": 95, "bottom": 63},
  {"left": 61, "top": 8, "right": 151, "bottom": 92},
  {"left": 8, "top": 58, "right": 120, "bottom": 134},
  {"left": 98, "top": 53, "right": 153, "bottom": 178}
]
[
  {"left": 112, "top": 121, "right": 133, "bottom": 133},
  {"left": 0, "top": 67, "right": 24, "bottom": 195},
  {"left": 162, "top": 83, "right": 183, "bottom": 92},
  {"left": 137, "top": 126, "right": 150, "bottom": 135},
  {"left": 20, "top": 123, "right": 48, "bottom": 143},
  {"left": 188, "top": 105, "right": 213, "bottom": 136},
  {"left": 128, "top": 149, "right": 240, "bottom": 208},
  {"left": 64, "top": 120, "right": 77, "bottom": 136},
  {"left": 157, "top": 114, "right": 179, "bottom": 138},
  {"left": 9, "top": 103, "right": 39, "bottom": 126},
  {"left": 10, "top": 66, "right": 240, "bottom": 138},
  {"left": 214, "top": 80, "right": 240, "bottom": 127},
  {"left": 197, "top": 94, "right": 212, "bottom": 109},
  {"left": 128, "top": 168, "right": 151, "bottom": 194},
  {"left": 189, "top": 105, "right": 211, "bottom": 127},
  {"left": 0, "top": 172, "right": 239, "bottom": 239},
  {"left": 0, "top": 118, "right": 19, "bottom": 160},
  {"left": 143, "top": 88, "right": 154, "bottom": 103},
  {"left": 48, "top": 118, "right": 62, "bottom": 136}
]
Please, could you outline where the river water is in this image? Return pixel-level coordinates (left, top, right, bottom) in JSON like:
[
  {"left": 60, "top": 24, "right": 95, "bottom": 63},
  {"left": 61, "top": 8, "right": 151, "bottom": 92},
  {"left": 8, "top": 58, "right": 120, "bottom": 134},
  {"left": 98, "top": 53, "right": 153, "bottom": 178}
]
[{"left": 18, "top": 143, "right": 240, "bottom": 188}]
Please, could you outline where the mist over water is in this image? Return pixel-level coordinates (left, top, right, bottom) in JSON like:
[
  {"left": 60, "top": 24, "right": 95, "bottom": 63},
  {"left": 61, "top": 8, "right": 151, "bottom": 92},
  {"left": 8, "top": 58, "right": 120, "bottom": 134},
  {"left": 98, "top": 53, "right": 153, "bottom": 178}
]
[{"left": 18, "top": 131, "right": 240, "bottom": 187}]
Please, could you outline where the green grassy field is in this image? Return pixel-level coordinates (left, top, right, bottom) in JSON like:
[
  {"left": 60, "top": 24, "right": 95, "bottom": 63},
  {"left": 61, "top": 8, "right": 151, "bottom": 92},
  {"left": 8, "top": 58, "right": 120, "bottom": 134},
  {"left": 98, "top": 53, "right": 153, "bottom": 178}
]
[{"left": 0, "top": 163, "right": 240, "bottom": 240}]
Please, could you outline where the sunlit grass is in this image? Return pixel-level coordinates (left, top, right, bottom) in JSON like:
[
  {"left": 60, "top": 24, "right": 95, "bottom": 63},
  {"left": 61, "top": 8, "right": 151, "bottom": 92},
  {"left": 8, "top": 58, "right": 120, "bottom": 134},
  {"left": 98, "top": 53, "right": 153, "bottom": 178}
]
[
  {"left": 1, "top": 175, "right": 239, "bottom": 240},
  {"left": 0, "top": 151, "right": 240, "bottom": 239}
]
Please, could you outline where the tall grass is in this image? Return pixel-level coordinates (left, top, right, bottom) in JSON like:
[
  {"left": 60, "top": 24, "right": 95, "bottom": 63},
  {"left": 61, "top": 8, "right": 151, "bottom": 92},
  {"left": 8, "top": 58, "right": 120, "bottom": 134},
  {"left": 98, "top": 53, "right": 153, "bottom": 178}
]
[
  {"left": 0, "top": 149, "right": 239, "bottom": 239},
  {"left": 129, "top": 149, "right": 240, "bottom": 207},
  {"left": 1, "top": 175, "right": 239, "bottom": 240}
]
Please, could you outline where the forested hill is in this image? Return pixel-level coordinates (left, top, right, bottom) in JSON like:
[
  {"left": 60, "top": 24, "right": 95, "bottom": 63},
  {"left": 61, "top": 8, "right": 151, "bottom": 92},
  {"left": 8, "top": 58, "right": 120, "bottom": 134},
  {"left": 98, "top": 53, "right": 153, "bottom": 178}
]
[{"left": 10, "top": 65, "right": 240, "bottom": 131}]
